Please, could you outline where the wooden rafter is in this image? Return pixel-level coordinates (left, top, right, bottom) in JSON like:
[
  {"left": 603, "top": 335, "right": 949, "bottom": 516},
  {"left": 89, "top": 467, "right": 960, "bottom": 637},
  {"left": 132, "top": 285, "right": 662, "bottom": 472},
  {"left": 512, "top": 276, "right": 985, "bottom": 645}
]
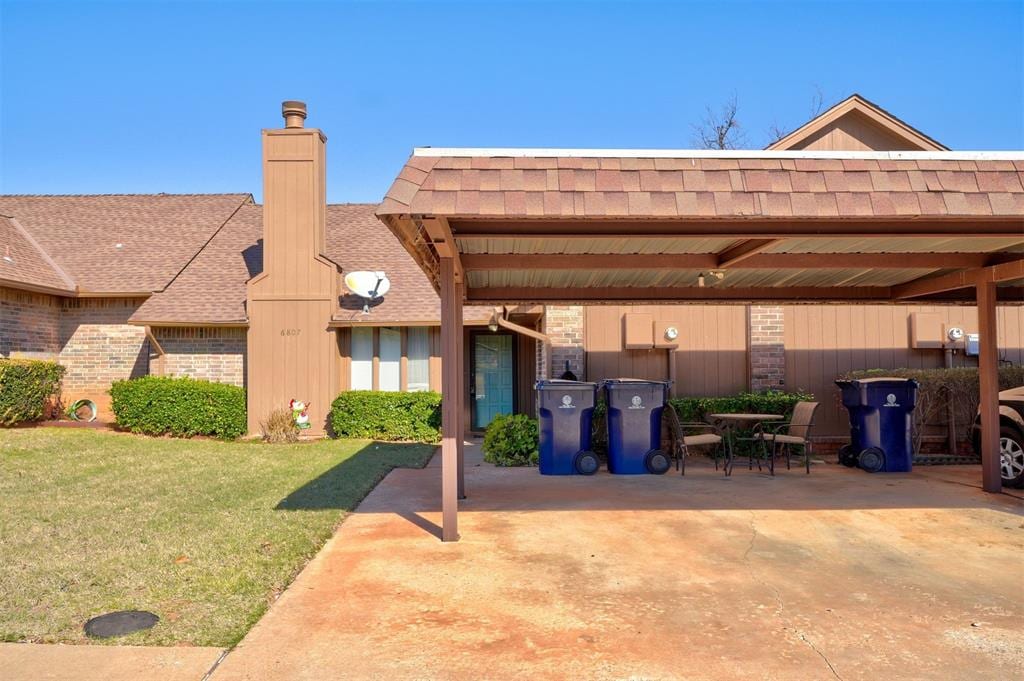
[
  {"left": 716, "top": 239, "right": 782, "bottom": 268},
  {"left": 466, "top": 285, "right": 894, "bottom": 304},
  {"left": 893, "top": 258, "right": 1024, "bottom": 299},
  {"left": 459, "top": 252, "right": 1006, "bottom": 271},
  {"left": 449, "top": 218, "right": 1024, "bottom": 239},
  {"left": 418, "top": 216, "right": 463, "bottom": 284}
]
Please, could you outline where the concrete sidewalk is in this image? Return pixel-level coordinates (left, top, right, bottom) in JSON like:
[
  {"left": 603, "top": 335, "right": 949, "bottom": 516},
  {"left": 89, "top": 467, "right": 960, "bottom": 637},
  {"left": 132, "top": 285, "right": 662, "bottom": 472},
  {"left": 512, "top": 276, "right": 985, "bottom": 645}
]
[
  {"left": 206, "top": 447, "right": 1023, "bottom": 681},
  {"left": 1, "top": 642, "right": 223, "bottom": 681}
]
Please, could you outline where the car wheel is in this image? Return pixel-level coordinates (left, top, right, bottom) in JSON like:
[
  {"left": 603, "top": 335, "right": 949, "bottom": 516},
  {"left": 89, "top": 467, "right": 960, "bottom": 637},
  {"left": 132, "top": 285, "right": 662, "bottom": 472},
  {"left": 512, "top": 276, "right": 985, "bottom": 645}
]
[{"left": 1000, "top": 426, "right": 1024, "bottom": 488}]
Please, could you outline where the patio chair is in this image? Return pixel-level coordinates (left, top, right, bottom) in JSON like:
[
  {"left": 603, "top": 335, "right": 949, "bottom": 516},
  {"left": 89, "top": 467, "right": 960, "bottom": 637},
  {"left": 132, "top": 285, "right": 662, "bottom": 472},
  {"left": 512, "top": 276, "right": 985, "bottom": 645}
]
[
  {"left": 665, "top": 402, "right": 724, "bottom": 475},
  {"left": 752, "top": 401, "right": 820, "bottom": 474}
]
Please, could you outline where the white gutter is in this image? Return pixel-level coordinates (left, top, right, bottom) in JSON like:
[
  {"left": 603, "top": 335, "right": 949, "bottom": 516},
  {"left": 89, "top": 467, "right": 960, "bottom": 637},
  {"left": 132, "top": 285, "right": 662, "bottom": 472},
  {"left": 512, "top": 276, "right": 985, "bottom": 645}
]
[{"left": 413, "top": 147, "right": 1024, "bottom": 161}]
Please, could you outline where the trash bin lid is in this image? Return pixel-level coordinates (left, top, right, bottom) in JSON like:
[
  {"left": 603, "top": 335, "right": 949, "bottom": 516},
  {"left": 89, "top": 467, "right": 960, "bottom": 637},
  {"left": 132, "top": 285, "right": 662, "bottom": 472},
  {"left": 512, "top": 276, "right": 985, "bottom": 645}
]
[
  {"left": 535, "top": 379, "right": 598, "bottom": 389},
  {"left": 602, "top": 378, "right": 673, "bottom": 386},
  {"left": 853, "top": 377, "right": 915, "bottom": 384}
]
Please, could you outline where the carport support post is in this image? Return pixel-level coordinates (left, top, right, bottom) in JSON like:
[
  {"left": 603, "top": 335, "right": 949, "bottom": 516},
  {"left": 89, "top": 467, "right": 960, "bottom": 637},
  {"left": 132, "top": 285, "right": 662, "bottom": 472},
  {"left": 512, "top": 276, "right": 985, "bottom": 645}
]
[
  {"left": 456, "top": 277, "right": 466, "bottom": 500},
  {"left": 439, "top": 257, "right": 461, "bottom": 541},
  {"left": 976, "top": 277, "right": 1002, "bottom": 493}
]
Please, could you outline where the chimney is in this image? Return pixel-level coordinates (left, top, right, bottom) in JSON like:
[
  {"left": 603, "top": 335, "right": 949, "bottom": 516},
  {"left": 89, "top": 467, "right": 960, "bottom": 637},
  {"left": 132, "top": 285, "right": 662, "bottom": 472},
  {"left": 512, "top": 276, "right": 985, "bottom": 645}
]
[
  {"left": 282, "top": 100, "right": 307, "bottom": 129},
  {"left": 246, "top": 100, "right": 340, "bottom": 436}
]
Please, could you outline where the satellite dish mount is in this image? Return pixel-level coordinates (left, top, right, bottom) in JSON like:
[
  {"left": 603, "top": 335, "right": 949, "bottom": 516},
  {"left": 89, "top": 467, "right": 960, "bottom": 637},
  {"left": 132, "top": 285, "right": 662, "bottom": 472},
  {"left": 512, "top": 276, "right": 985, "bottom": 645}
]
[{"left": 344, "top": 271, "right": 391, "bottom": 314}]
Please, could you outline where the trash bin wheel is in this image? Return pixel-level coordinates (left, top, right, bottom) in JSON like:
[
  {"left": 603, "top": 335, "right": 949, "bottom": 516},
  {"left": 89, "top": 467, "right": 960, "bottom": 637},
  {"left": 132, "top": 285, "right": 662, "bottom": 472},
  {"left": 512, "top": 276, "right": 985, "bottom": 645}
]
[
  {"left": 858, "top": 447, "right": 885, "bottom": 473},
  {"left": 644, "top": 449, "right": 671, "bottom": 475},
  {"left": 838, "top": 444, "right": 858, "bottom": 468},
  {"left": 573, "top": 451, "right": 600, "bottom": 476}
]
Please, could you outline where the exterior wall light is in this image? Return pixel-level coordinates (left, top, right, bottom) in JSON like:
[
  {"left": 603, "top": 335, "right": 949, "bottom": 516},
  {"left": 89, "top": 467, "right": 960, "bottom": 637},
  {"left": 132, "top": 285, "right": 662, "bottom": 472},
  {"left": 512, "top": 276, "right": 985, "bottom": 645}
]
[{"left": 664, "top": 326, "right": 679, "bottom": 341}]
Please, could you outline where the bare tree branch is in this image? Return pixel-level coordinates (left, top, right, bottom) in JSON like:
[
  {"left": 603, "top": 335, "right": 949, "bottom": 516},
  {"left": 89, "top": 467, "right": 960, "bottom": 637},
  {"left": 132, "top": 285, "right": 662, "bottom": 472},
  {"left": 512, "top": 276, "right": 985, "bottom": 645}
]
[{"left": 691, "top": 94, "right": 747, "bottom": 150}]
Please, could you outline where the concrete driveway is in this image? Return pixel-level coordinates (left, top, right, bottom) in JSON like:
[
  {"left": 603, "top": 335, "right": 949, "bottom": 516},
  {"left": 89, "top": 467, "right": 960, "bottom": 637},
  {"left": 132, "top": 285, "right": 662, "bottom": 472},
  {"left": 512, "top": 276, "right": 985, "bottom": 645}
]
[{"left": 212, "top": 447, "right": 1023, "bottom": 681}]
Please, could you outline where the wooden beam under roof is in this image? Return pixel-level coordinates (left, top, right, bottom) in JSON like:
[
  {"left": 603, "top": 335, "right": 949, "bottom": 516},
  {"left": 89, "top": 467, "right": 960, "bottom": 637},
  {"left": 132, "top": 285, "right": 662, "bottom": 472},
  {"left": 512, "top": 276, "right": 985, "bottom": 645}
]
[
  {"left": 716, "top": 239, "right": 782, "bottom": 268},
  {"left": 449, "top": 217, "right": 1024, "bottom": 239},
  {"left": 893, "top": 258, "right": 1024, "bottom": 299},
  {"left": 466, "top": 285, "right": 896, "bottom": 304},
  {"left": 459, "top": 252, "right": 1003, "bottom": 271},
  {"left": 419, "top": 216, "right": 463, "bottom": 284}
]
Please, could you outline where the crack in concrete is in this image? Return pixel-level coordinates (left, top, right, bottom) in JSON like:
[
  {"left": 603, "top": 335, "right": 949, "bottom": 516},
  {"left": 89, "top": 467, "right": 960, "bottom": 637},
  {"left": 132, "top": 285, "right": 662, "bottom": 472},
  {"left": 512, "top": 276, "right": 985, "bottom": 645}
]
[{"left": 743, "top": 511, "right": 843, "bottom": 681}]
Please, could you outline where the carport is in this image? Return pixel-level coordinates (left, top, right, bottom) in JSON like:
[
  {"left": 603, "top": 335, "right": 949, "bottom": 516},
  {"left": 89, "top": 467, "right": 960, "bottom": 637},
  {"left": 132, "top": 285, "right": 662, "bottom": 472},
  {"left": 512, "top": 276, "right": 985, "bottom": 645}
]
[{"left": 378, "top": 148, "right": 1024, "bottom": 541}]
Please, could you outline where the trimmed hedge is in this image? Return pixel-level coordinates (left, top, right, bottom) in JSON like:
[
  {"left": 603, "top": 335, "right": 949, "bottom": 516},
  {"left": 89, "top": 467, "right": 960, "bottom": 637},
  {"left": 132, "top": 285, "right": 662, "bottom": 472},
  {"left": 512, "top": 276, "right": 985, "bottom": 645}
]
[
  {"left": 0, "top": 359, "right": 65, "bottom": 426},
  {"left": 482, "top": 413, "right": 539, "bottom": 466},
  {"left": 329, "top": 391, "right": 441, "bottom": 442},
  {"left": 669, "top": 389, "right": 815, "bottom": 423},
  {"left": 109, "top": 376, "right": 247, "bottom": 439}
]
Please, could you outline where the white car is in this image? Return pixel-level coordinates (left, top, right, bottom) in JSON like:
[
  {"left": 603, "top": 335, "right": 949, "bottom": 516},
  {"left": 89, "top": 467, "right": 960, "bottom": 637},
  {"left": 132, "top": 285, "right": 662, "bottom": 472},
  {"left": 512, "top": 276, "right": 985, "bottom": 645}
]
[{"left": 973, "top": 385, "right": 1024, "bottom": 488}]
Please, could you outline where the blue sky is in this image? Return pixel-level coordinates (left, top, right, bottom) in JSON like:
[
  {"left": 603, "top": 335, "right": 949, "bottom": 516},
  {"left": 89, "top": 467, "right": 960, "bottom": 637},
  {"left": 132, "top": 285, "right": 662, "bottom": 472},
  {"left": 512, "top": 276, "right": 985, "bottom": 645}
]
[{"left": 1, "top": 0, "right": 1021, "bottom": 203}]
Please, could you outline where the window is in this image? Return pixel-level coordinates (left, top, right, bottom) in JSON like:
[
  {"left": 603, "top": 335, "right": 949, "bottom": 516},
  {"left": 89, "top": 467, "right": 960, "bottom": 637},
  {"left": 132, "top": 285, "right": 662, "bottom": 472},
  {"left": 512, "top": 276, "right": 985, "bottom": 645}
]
[
  {"left": 350, "top": 327, "right": 373, "bottom": 390},
  {"left": 407, "top": 327, "right": 430, "bottom": 392},
  {"left": 379, "top": 327, "right": 401, "bottom": 392}
]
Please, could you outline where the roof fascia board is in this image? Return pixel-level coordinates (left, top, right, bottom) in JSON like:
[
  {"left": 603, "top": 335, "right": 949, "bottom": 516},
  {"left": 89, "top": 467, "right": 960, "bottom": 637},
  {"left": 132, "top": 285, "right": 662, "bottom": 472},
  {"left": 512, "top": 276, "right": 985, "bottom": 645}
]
[{"left": 413, "top": 148, "right": 1022, "bottom": 160}]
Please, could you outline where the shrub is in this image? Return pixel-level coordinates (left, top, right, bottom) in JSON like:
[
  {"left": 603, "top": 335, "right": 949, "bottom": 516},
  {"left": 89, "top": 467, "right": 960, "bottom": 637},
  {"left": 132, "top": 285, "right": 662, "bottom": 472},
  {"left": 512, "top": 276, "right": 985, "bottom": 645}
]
[
  {"left": 482, "top": 413, "right": 539, "bottom": 466},
  {"left": 839, "top": 366, "right": 1024, "bottom": 453},
  {"left": 261, "top": 408, "right": 298, "bottom": 444},
  {"left": 329, "top": 391, "right": 441, "bottom": 442},
  {"left": 109, "top": 376, "right": 247, "bottom": 439},
  {"left": 0, "top": 359, "right": 65, "bottom": 426},
  {"left": 669, "top": 389, "right": 815, "bottom": 423}
]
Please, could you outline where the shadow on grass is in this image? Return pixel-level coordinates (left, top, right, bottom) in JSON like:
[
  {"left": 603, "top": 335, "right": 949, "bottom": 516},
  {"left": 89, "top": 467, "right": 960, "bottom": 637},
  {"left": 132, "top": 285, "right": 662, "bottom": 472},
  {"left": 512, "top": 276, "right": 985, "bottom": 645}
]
[{"left": 274, "top": 441, "right": 435, "bottom": 513}]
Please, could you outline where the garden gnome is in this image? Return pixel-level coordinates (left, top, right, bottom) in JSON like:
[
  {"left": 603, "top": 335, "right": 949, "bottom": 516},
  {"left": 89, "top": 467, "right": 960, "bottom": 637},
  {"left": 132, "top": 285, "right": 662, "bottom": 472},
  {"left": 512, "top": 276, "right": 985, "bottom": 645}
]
[{"left": 290, "top": 399, "right": 311, "bottom": 430}]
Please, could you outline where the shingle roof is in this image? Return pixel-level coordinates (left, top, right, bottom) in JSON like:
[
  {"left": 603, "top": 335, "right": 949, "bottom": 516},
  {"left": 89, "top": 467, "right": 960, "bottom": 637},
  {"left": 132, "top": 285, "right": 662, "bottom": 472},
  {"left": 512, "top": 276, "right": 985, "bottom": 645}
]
[
  {"left": 132, "top": 203, "right": 491, "bottom": 326},
  {"left": 0, "top": 194, "right": 251, "bottom": 293},
  {"left": 0, "top": 216, "right": 75, "bottom": 293},
  {"left": 378, "top": 153, "right": 1024, "bottom": 219}
]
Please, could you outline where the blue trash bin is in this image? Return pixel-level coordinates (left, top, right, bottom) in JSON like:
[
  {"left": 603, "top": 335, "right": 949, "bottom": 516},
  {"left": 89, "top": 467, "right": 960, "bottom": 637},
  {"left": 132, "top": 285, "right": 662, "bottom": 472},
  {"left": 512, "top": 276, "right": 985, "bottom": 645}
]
[
  {"left": 603, "top": 379, "right": 672, "bottom": 474},
  {"left": 536, "top": 380, "right": 599, "bottom": 475},
  {"left": 835, "top": 377, "right": 919, "bottom": 472}
]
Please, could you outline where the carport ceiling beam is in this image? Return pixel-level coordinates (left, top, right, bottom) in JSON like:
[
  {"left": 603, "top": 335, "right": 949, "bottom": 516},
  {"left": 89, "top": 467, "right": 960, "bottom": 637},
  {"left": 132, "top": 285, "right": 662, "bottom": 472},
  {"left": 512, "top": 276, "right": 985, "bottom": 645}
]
[
  {"left": 419, "top": 216, "right": 463, "bottom": 284},
  {"left": 449, "top": 218, "right": 1024, "bottom": 239},
  {"left": 466, "top": 285, "right": 894, "bottom": 303},
  {"left": 893, "top": 258, "right": 1024, "bottom": 299},
  {"left": 459, "top": 252, "right": 1001, "bottom": 271},
  {"left": 716, "top": 239, "right": 781, "bottom": 268}
]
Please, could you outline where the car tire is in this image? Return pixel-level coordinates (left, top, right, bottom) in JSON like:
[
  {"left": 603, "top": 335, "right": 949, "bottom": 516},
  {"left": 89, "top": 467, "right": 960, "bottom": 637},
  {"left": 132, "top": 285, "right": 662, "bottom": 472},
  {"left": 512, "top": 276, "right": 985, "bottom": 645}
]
[
  {"left": 999, "top": 426, "right": 1024, "bottom": 488},
  {"left": 574, "top": 451, "right": 600, "bottom": 476}
]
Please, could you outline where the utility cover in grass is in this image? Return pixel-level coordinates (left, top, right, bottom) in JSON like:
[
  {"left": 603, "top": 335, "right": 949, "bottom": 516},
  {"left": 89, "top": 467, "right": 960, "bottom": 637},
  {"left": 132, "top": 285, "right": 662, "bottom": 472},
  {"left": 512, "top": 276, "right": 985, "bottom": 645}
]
[{"left": 84, "top": 610, "right": 159, "bottom": 638}]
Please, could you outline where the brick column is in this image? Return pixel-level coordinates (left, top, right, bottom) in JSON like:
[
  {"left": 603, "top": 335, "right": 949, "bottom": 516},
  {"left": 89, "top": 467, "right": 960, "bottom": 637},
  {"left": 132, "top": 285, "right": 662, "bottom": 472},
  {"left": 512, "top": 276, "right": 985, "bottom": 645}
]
[
  {"left": 749, "top": 305, "right": 785, "bottom": 391},
  {"left": 543, "top": 305, "right": 585, "bottom": 380}
]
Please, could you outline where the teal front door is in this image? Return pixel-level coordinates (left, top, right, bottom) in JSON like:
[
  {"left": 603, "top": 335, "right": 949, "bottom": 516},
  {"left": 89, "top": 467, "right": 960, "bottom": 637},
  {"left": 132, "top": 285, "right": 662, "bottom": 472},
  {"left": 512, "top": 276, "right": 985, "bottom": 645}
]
[{"left": 472, "top": 333, "right": 515, "bottom": 430}]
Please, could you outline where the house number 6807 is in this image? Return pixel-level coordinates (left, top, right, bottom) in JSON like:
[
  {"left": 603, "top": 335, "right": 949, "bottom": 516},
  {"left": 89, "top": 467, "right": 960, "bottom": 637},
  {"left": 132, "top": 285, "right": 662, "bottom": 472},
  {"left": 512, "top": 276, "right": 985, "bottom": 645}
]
[{"left": 280, "top": 328, "right": 301, "bottom": 336}]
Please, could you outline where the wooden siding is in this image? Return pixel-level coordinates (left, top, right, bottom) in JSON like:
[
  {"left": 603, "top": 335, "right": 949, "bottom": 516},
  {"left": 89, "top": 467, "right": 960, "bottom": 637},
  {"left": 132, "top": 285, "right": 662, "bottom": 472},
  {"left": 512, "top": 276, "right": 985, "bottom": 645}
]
[
  {"left": 784, "top": 305, "right": 1024, "bottom": 436},
  {"left": 584, "top": 305, "right": 747, "bottom": 397}
]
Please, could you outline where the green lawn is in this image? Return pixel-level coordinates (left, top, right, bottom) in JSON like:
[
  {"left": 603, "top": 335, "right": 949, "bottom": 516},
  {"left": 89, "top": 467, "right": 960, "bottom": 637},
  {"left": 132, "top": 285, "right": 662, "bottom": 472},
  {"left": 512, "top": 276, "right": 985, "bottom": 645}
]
[{"left": 0, "top": 428, "right": 434, "bottom": 647}]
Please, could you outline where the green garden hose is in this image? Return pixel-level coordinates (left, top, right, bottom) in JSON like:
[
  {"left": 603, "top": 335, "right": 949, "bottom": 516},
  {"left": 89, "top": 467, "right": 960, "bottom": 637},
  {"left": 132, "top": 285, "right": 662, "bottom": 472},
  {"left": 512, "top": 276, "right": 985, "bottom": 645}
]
[{"left": 68, "top": 399, "right": 98, "bottom": 422}]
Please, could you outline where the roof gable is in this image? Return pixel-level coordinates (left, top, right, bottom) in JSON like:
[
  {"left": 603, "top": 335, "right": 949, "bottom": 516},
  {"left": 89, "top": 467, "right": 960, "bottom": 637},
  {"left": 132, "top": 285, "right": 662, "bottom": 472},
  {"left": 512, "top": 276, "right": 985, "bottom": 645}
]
[{"left": 766, "top": 94, "right": 948, "bottom": 151}]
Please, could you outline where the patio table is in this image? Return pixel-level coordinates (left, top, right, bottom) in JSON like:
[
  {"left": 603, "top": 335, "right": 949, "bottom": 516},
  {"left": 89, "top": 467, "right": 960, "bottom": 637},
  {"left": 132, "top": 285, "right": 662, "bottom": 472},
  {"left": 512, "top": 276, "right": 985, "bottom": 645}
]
[{"left": 707, "top": 413, "right": 784, "bottom": 475}]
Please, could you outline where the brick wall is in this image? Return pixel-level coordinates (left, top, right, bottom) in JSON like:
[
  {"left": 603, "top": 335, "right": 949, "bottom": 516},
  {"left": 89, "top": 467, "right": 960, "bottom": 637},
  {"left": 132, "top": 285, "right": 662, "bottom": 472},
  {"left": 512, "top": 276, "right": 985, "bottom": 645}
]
[
  {"left": 544, "top": 305, "right": 585, "bottom": 380},
  {"left": 749, "top": 305, "right": 785, "bottom": 391},
  {"left": 0, "top": 286, "right": 61, "bottom": 359},
  {"left": 58, "top": 298, "right": 150, "bottom": 404},
  {"left": 153, "top": 327, "right": 247, "bottom": 387}
]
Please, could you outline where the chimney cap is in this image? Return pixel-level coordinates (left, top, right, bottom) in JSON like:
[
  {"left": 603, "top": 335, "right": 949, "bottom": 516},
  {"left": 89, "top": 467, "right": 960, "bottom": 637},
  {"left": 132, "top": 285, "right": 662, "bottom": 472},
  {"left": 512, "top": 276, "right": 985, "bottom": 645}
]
[{"left": 282, "top": 100, "right": 307, "bottom": 128}]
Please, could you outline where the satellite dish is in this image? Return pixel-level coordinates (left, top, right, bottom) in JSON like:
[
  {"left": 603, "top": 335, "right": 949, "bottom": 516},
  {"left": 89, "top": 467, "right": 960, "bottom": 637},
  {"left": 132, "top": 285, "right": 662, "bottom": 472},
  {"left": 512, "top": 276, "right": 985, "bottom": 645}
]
[{"left": 344, "top": 271, "right": 391, "bottom": 313}]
